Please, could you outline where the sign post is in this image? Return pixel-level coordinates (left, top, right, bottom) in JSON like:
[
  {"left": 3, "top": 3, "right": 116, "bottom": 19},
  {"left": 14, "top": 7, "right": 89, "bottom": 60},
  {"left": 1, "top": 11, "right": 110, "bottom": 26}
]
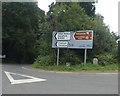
[
  {"left": 84, "top": 49, "right": 87, "bottom": 64},
  {"left": 57, "top": 48, "right": 59, "bottom": 66},
  {"left": 118, "top": 39, "right": 120, "bottom": 63}
]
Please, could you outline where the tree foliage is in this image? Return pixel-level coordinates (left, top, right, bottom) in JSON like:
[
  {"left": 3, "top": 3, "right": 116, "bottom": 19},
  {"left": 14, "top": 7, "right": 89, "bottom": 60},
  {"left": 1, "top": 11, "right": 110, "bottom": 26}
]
[
  {"left": 35, "top": 2, "right": 116, "bottom": 65},
  {"left": 2, "top": 2, "right": 45, "bottom": 63},
  {"left": 91, "top": 14, "right": 116, "bottom": 55},
  {"left": 79, "top": 2, "right": 95, "bottom": 17},
  {"left": 2, "top": 2, "right": 117, "bottom": 65}
]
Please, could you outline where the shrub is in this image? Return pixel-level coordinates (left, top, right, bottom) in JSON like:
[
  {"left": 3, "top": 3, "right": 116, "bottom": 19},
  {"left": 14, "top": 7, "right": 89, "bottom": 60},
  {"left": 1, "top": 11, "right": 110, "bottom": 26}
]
[
  {"left": 34, "top": 54, "right": 56, "bottom": 66},
  {"left": 96, "top": 53, "right": 117, "bottom": 66},
  {"left": 59, "top": 49, "right": 82, "bottom": 65}
]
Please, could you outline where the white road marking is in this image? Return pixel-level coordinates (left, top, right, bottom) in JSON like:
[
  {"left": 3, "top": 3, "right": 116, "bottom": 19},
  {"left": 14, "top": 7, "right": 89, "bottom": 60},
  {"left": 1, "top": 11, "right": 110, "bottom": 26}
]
[
  {"left": 96, "top": 73, "right": 118, "bottom": 75},
  {"left": 4, "top": 71, "right": 46, "bottom": 85},
  {"left": 22, "top": 66, "right": 31, "bottom": 70}
]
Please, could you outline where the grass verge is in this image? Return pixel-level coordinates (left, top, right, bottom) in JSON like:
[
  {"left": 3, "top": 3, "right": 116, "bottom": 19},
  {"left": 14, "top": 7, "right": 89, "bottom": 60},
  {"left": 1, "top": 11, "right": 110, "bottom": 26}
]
[{"left": 31, "top": 63, "right": 118, "bottom": 72}]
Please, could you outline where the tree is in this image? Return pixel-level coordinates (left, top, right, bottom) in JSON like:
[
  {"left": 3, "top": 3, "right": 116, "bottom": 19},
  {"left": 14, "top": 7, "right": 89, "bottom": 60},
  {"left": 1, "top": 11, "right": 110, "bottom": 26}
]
[
  {"left": 79, "top": 2, "right": 95, "bottom": 17},
  {"left": 2, "top": 2, "right": 45, "bottom": 63},
  {"left": 40, "top": 2, "right": 95, "bottom": 65},
  {"left": 92, "top": 14, "right": 116, "bottom": 55},
  {"left": 48, "top": 2, "right": 95, "bottom": 18},
  {"left": 47, "top": 3, "right": 93, "bottom": 31},
  {"left": 41, "top": 2, "right": 116, "bottom": 65}
]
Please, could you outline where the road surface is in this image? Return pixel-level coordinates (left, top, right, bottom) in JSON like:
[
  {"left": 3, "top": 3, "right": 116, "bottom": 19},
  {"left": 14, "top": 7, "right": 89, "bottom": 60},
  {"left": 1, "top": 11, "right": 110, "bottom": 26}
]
[{"left": 2, "top": 64, "right": 118, "bottom": 94}]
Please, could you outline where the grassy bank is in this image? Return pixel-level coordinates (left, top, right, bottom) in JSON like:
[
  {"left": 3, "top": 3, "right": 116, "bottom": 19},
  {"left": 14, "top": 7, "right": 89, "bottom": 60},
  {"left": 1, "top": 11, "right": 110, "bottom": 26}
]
[{"left": 32, "top": 63, "right": 118, "bottom": 72}]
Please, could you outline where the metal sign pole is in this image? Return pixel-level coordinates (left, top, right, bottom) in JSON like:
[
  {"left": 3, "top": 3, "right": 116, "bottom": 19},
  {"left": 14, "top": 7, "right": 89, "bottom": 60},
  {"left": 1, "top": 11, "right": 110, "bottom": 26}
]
[
  {"left": 118, "top": 39, "right": 120, "bottom": 63},
  {"left": 84, "top": 49, "right": 87, "bottom": 64},
  {"left": 57, "top": 48, "right": 59, "bottom": 66}
]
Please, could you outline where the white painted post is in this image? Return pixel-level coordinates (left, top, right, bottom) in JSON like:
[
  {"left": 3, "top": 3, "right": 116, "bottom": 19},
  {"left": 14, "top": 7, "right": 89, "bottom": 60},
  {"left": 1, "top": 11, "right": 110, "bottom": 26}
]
[
  {"left": 57, "top": 48, "right": 59, "bottom": 66},
  {"left": 84, "top": 49, "right": 87, "bottom": 64}
]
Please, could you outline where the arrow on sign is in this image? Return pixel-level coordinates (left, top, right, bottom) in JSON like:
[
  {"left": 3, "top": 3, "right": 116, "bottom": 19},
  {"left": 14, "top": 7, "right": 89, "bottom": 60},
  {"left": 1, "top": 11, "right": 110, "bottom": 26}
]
[
  {"left": 55, "top": 32, "right": 70, "bottom": 40},
  {"left": 4, "top": 71, "right": 46, "bottom": 85},
  {"left": 56, "top": 41, "right": 68, "bottom": 47},
  {"left": 54, "top": 33, "right": 57, "bottom": 39}
]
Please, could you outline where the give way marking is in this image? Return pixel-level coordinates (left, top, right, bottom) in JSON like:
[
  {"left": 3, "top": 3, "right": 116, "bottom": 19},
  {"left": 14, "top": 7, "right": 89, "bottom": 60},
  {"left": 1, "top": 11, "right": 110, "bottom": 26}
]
[{"left": 4, "top": 71, "right": 46, "bottom": 85}]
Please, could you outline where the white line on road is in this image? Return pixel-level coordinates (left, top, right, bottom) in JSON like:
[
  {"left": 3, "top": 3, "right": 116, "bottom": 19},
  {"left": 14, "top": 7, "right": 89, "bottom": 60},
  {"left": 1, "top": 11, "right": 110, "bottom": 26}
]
[
  {"left": 96, "top": 73, "right": 118, "bottom": 75},
  {"left": 22, "top": 66, "right": 31, "bottom": 70},
  {"left": 4, "top": 71, "right": 47, "bottom": 85}
]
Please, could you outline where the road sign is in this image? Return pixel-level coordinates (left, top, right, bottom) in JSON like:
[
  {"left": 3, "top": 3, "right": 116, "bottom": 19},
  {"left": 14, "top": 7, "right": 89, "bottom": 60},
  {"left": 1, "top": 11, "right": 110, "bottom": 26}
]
[
  {"left": 56, "top": 41, "right": 68, "bottom": 48},
  {"left": 73, "top": 32, "right": 92, "bottom": 40},
  {"left": 52, "top": 30, "right": 93, "bottom": 49},
  {"left": 52, "top": 30, "right": 93, "bottom": 65},
  {"left": 55, "top": 32, "right": 70, "bottom": 40}
]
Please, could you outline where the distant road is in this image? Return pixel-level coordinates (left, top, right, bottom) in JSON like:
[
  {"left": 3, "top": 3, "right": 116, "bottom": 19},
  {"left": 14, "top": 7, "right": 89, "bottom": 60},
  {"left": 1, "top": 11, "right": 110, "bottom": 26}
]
[{"left": 2, "top": 64, "right": 118, "bottom": 94}]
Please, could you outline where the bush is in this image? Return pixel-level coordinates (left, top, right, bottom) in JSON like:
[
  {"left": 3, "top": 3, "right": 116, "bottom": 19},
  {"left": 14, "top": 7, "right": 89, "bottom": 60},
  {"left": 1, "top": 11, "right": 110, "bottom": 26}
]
[
  {"left": 59, "top": 49, "right": 82, "bottom": 65},
  {"left": 34, "top": 54, "right": 56, "bottom": 66},
  {"left": 96, "top": 53, "right": 117, "bottom": 66}
]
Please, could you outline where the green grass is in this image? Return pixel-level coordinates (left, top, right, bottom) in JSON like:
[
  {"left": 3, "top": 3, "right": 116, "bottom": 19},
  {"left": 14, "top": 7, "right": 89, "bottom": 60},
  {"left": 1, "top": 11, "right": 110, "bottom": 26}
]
[{"left": 32, "top": 63, "right": 118, "bottom": 72}]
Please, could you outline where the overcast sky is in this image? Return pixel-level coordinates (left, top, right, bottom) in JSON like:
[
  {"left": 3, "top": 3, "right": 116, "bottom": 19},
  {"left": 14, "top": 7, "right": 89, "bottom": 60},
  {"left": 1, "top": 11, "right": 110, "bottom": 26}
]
[{"left": 37, "top": 0, "right": 119, "bottom": 34}]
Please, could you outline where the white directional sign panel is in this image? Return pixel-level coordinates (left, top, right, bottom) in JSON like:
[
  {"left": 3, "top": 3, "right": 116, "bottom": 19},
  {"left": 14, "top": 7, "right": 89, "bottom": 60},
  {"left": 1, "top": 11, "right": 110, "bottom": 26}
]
[
  {"left": 55, "top": 32, "right": 70, "bottom": 40},
  {"left": 56, "top": 41, "right": 68, "bottom": 48},
  {"left": 52, "top": 30, "right": 93, "bottom": 49}
]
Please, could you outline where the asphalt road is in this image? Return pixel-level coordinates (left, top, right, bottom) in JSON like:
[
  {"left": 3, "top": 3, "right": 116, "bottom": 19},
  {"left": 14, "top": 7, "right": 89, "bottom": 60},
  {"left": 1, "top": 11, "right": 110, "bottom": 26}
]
[{"left": 2, "top": 64, "right": 118, "bottom": 94}]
